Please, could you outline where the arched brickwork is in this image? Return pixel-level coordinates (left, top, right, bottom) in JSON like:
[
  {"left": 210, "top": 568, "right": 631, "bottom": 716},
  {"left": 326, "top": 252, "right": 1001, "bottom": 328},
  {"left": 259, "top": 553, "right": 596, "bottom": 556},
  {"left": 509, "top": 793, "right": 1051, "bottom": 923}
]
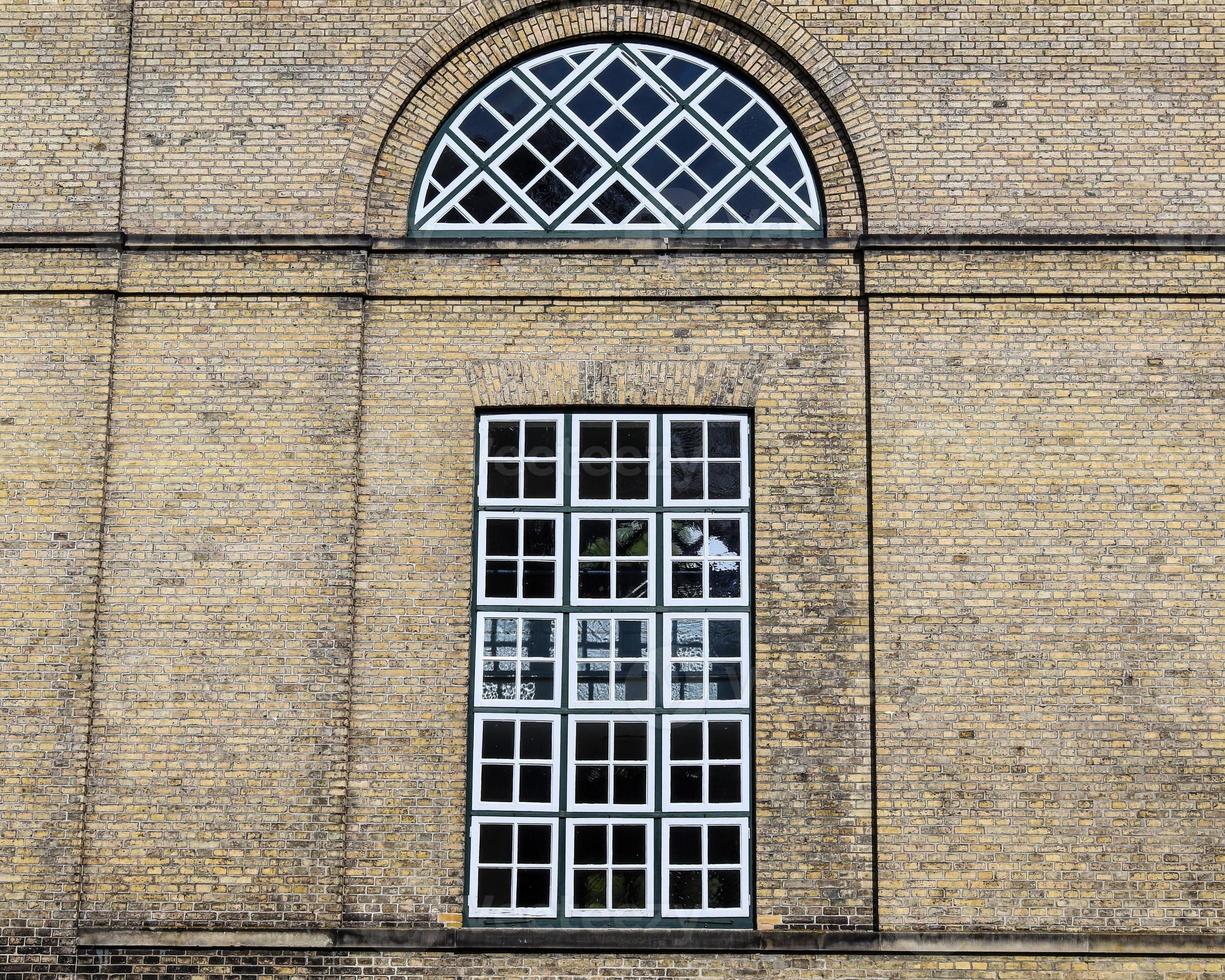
[{"left": 339, "top": 0, "right": 894, "bottom": 238}]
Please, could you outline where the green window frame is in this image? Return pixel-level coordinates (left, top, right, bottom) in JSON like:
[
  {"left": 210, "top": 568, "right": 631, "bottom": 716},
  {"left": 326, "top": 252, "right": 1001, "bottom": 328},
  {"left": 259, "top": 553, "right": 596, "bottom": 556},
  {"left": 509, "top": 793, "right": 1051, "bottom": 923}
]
[{"left": 466, "top": 409, "right": 754, "bottom": 927}]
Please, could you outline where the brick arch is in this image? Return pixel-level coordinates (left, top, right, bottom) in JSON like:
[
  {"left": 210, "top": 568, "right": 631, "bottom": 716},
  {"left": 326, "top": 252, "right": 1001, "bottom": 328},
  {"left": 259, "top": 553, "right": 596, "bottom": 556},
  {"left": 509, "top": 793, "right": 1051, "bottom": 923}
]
[{"left": 338, "top": 1, "right": 895, "bottom": 238}]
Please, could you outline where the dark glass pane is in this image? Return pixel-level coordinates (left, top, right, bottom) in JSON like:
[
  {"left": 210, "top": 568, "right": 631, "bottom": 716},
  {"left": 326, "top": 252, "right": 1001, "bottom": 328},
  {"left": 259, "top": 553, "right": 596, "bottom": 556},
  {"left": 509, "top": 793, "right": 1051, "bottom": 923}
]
[
  {"left": 709, "top": 765, "right": 741, "bottom": 804},
  {"left": 709, "top": 661, "right": 741, "bottom": 700},
  {"left": 579, "top": 520, "right": 611, "bottom": 557},
  {"left": 662, "top": 120, "right": 703, "bottom": 161},
  {"left": 691, "top": 146, "right": 734, "bottom": 187},
  {"left": 633, "top": 146, "right": 676, "bottom": 184},
  {"left": 671, "top": 562, "right": 703, "bottom": 599},
  {"left": 523, "top": 461, "right": 556, "bottom": 499},
  {"left": 482, "top": 720, "right": 515, "bottom": 758},
  {"left": 709, "top": 560, "right": 741, "bottom": 599},
  {"left": 729, "top": 104, "right": 777, "bottom": 151},
  {"left": 569, "top": 84, "right": 611, "bottom": 125},
  {"left": 708, "top": 420, "right": 741, "bottom": 458},
  {"left": 482, "top": 659, "right": 516, "bottom": 700},
  {"left": 612, "top": 870, "right": 646, "bottom": 909},
  {"left": 708, "top": 519, "right": 741, "bottom": 556},
  {"left": 616, "top": 620, "right": 647, "bottom": 658},
  {"left": 518, "top": 823, "right": 552, "bottom": 863},
  {"left": 672, "top": 662, "right": 704, "bottom": 701},
  {"left": 516, "top": 868, "right": 550, "bottom": 907},
  {"left": 487, "top": 422, "right": 520, "bottom": 458},
  {"left": 575, "top": 764, "right": 609, "bottom": 804},
  {"left": 486, "top": 460, "right": 519, "bottom": 498},
  {"left": 460, "top": 181, "right": 506, "bottom": 223},
  {"left": 625, "top": 86, "right": 666, "bottom": 124},
  {"left": 520, "top": 659, "right": 554, "bottom": 701},
  {"left": 579, "top": 461, "right": 612, "bottom": 499},
  {"left": 707, "top": 825, "right": 740, "bottom": 861},
  {"left": 574, "top": 825, "right": 607, "bottom": 865},
  {"left": 486, "top": 519, "right": 518, "bottom": 556},
  {"left": 670, "top": 826, "right": 703, "bottom": 865},
  {"left": 523, "top": 619, "right": 555, "bottom": 658},
  {"left": 432, "top": 146, "right": 467, "bottom": 189},
  {"left": 575, "top": 660, "right": 607, "bottom": 703},
  {"left": 575, "top": 870, "right": 607, "bottom": 909},
  {"left": 670, "top": 766, "right": 702, "bottom": 804},
  {"left": 671, "top": 461, "right": 703, "bottom": 499},
  {"left": 484, "top": 561, "right": 517, "bottom": 598},
  {"left": 527, "top": 172, "right": 572, "bottom": 215},
  {"left": 577, "top": 619, "right": 611, "bottom": 658},
  {"left": 519, "top": 765, "right": 551, "bottom": 803},
  {"left": 575, "top": 722, "right": 609, "bottom": 761},
  {"left": 521, "top": 561, "right": 556, "bottom": 599},
  {"left": 612, "top": 823, "right": 646, "bottom": 864},
  {"left": 476, "top": 868, "right": 512, "bottom": 908},
  {"left": 672, "top": 618, "right": 703, "bottom": 656},
  {"left": 616, "top": 519, "right": 649, "bottom": 557},
  {"left": 556, "top": 146, "right": 599, "bottom": 187},
  {"left": 617, "top": 421, "right": 649, "bottom": 458},
  {"left": 671, "top": 520, "right": 704, "bottom": 556},
  {"left": 478, "top": 823, "right": 513, "bottom": 863},
  {"left": 615, "top": 562, "right": 648, "bottom": 600},
  {"left": 578, "top": 563, "right": 611, "bottom": 599},
  {"left": 579, "top": 420, "right": 613, "bottom": 458},
  {"left": 707, "top": 461, "right": 741, "bottom": 500},
  {"left": 594, "top": 179, "right": 637, "bottom": 221},
  {"left": 699, "top": 80, "right": 750, "bottom": 124},
  {"left": 596, "top": 58, "right": 637, "bottom": 99},
  {"left": 670, "top": 420, "right": 702, "bottom": 457},
  {"left": 670, "top": 870, "right": 702, "bottom": 909},
  {"left": 662, "top": 57, "right": 704, "bottom": 91},
  {"left": 728, "top": 180, "right": 773, "bottom": 222},
  {"left": 481, "top": 764, "right": 513, "bottom": 802},
  {"left": 670, "top": 722, "right": 703, "bottom": 760},
  {"left": 707, "top": 870, "right": 741, "bottom": 909},
  {"left": 522, "top": 520, "right": 555, "bottom": 557},
  {"left": 663, "top": 171, "right": 705, "bottom": 214},
  {"left": 484, "top": 617, "right": 516, "bottom": 657},
  {"left": 709, "top": 721, "right": 741, "bottom": 759},
  {"left": 523, "top": 420, "right": 556, "bottom": 456},
  {"left": 499, "top": 146, "right": 545, "bottom": 188},
  {"left": 530, "top": 56, "right": 571, "bottom": 91},
  {"left": 486, "top": 79, "right": 534, "bottom": 124},
  {"left": 767, "top": 144, "right": 804, "bottom": 187},
  {"left": 613, "top": 765, "right": 647, "bottom": 805},
  {"left": 613, "top": 722, "right": 648, "bottom": 760},
  {"left": 459, "top": 105, "right": 506, "bottom": 152},
  {"left": 615, "top": 661, "right": 648, "bottom": 702},
  {"left": 529, "top": 119, "right": 573, "bottom": 161},
  {"left": 520, "top": 721, "right": 552, "bottom": 759},
  {"left": 616, "top": 461, "right": 649, "bottom": 499}
]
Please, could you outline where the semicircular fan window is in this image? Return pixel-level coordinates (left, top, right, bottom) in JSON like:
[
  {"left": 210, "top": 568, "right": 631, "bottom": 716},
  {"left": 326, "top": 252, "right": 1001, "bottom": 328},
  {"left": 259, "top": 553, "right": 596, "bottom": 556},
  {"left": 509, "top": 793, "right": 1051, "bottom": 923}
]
[{"left": 411, "top": 41, "right": 824, "bottom": 237}]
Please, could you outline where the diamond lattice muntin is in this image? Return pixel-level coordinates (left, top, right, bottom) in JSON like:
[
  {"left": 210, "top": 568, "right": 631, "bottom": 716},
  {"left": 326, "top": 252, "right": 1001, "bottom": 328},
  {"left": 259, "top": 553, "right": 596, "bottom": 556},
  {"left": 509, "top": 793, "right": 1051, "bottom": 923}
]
[{"left": 411, "top": 41, "right": 824, "bottom": 237}]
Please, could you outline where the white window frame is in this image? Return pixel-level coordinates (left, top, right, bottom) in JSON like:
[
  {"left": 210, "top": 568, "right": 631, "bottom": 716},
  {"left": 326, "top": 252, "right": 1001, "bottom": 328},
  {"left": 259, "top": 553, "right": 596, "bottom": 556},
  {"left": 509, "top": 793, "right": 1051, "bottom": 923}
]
[
  {"left": 570, "top": 412, "right": 657, "bottom": 505},
  {"left": 663, "top": 613, "right": 750, "bottom": 709},
  {"left": 478, "top": 413, "right": 564, "bottom": 506},
  {"left": 475, "top": 612, "right": 562, "bottom": 707},
  {"left": 569, "top": 614, "right": 655, "bottom": 708},
  {"left": 472, "top": 713, "right": 561, "bottom": 812},
  {"left": 566, "top": 713, "right": 655, "bottom": 813},
  {"left": 662, "top": 715, "right": 751, "bottom": 812},
  {"left": 569, "top": 512, "right": 656, "bottom": 606},
  {"left": 476, "top": 512, "right": 564, "bottom": 606},
  {"left": 564, "top": 819, "right": 655, "bottom": 918},
  {"left": 661, "top": 818, "right": 751, "bottom": 917},
  {"left": 469, "top": 817, "right": 559, "bottom": 918},
  {"left": 665, "top": 513, "right": 750, "bottom": 606},
  {"left": 663, "top": 413, "right": 750, "bottom": 506}
]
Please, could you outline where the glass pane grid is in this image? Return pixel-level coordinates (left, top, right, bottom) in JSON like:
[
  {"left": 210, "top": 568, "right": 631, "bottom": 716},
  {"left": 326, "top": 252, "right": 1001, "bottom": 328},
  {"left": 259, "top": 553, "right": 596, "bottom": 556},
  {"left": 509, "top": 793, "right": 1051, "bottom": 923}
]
[
  {"left": 469, "top": 410, "right": 752, "bottom": 926},
  {"left": 414, "top": 41, "right": 823, "bottom": 238}
]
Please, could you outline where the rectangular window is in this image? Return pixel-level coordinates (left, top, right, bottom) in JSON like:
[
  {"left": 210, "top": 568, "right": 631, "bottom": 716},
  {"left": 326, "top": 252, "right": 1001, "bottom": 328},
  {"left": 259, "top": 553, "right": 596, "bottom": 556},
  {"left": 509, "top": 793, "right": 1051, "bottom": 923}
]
[{"left": 468, "top": 410, "right": 753, "bottom": 926}]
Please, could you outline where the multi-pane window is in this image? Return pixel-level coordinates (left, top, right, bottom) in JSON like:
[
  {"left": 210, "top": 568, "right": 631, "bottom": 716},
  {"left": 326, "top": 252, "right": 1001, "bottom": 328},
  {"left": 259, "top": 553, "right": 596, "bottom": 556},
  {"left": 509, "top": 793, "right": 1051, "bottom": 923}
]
[
  {"left": 468, "top": 410, "right": 752, "bottom": 925},
  {"left": 412, "top": 41, "right": 823, "bottom": 237}
]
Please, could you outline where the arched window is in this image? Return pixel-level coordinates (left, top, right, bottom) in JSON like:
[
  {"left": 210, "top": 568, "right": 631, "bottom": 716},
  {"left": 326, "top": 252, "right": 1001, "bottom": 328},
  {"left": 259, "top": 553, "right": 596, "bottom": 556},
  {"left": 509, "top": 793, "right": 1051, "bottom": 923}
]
[{"left": 411, "top": 40, "right": 823, "bottom": 237}]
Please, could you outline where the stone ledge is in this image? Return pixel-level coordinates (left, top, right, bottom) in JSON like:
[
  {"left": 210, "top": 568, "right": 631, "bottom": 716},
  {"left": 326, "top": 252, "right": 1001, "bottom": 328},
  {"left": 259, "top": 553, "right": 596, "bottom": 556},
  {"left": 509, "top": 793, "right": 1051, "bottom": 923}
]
[{"left": 77, "top": 928, "right": 1225, "bottom": 956}]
